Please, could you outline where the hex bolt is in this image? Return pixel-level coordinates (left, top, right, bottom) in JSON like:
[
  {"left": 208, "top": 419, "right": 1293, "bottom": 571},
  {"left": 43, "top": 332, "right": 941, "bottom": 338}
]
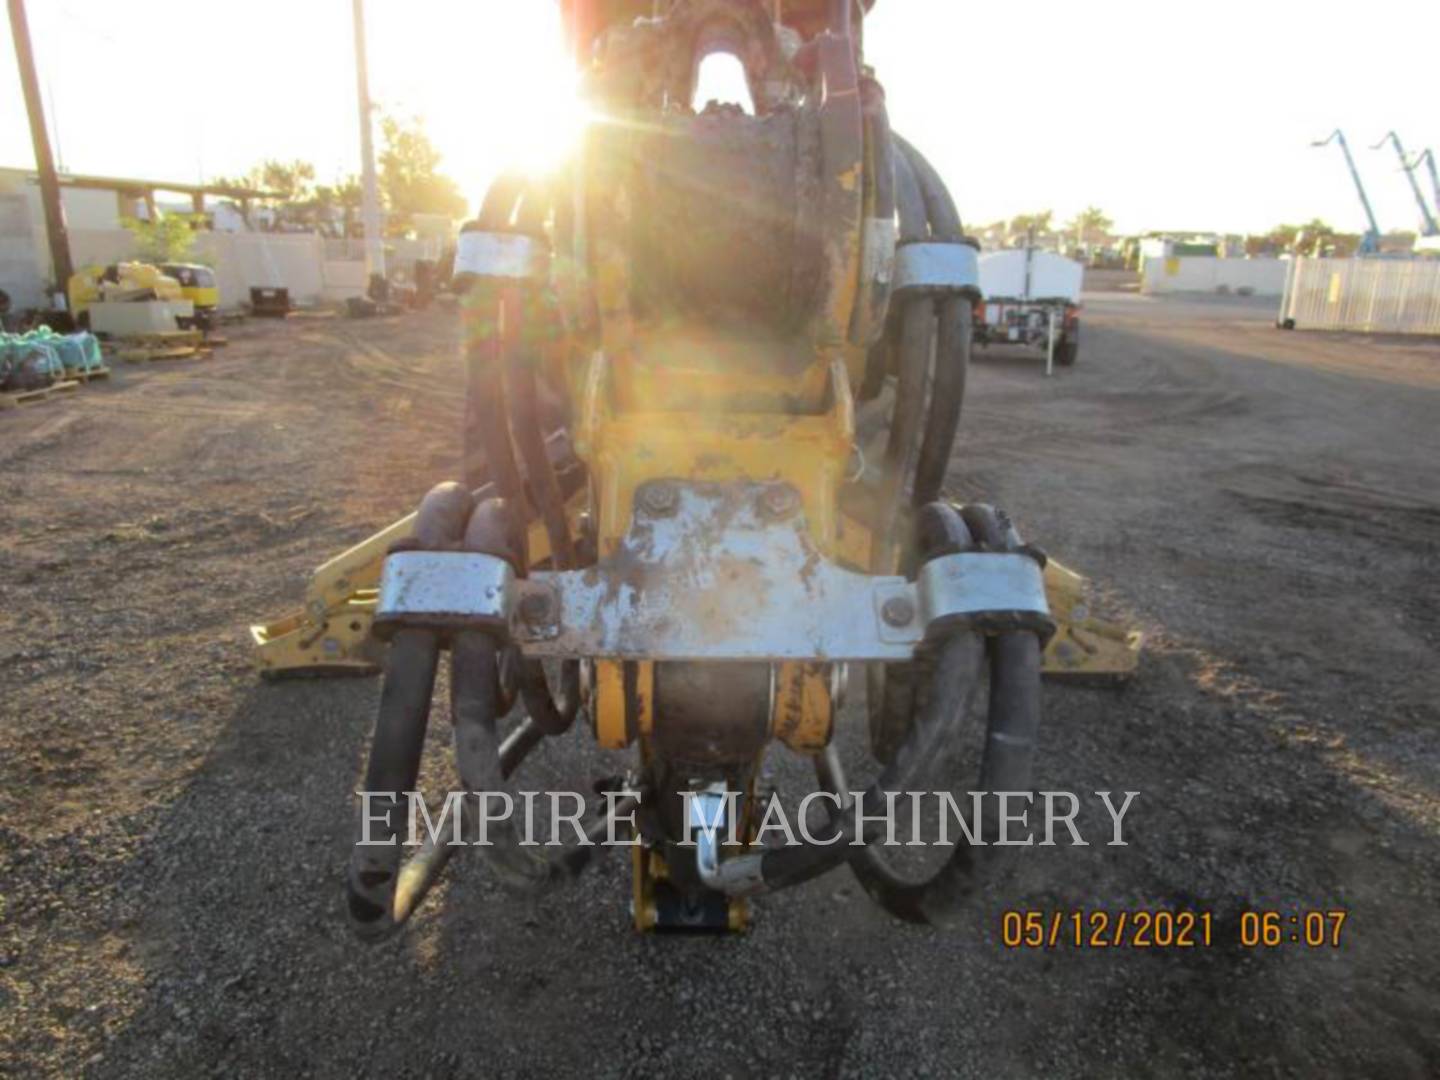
[
  {"left": 638, "top": 482, "right": 679, "bottom": 517},
  {"left": 519, "top": 590, "right": 556, "bottom": 626},
  {"left": 881, "top": 596, "right": 915, "bottom": 627},
  {"left": 759, "top": 484, "right": 800, "bottom": 519}
]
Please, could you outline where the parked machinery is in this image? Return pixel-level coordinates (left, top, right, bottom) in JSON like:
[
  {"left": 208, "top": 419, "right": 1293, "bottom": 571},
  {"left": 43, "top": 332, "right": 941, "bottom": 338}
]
[
  {"left": 1311, "top": 130, "right": 1382, "bottom": 255},
  {"left": 973, "top": 247, "right": 1084, "bottom": 371},
  {"left": 307, "top": 0, "right": 1139, "bottom": 937},
  {"left": 1372, "top": 132, "right": 1438, "bottom": 238}
]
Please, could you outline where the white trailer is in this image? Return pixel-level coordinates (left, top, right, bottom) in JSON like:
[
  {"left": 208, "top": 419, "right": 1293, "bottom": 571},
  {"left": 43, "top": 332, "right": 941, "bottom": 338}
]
[{"left": 975, "top": 248, "right": 1084, "bottom": 373}]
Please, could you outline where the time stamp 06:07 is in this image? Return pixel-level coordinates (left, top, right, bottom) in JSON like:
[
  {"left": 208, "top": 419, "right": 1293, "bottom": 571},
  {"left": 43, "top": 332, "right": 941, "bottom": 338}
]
[{"left": 1001, "top": 910, "right": 1349, "bottom": 950}]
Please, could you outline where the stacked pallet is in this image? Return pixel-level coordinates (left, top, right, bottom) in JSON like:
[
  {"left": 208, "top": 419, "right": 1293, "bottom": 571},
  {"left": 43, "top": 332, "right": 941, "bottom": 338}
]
[{"left": 109, "top": 329, "right": 213, "bottom": 363}]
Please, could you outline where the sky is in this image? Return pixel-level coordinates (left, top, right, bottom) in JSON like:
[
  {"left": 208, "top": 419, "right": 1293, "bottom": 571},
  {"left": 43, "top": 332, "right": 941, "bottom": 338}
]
[{"left": 3, "top": 0, "right": 1438, "bottom": 237}]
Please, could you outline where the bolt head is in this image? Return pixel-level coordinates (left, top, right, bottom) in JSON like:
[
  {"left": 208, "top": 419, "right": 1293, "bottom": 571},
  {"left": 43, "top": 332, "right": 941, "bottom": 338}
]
[
  {"left": 881, "top": 596, "right": 915, "bottom": 627},
  {"left": 759, "top": 484, "right": 800, "bottom": 519},
  {"left": 638, "top": 482, "right": 679, "bottom": 517}
]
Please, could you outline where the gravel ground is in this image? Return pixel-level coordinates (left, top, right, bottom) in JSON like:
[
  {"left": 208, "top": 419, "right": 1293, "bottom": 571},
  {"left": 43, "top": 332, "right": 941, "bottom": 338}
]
[{"left": 1, "top": 296, "right": 1437, "bottom": 1078}]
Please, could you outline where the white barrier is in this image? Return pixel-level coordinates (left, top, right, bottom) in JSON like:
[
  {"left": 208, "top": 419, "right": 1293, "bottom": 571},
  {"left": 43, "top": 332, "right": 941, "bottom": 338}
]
[
  {"left": 67, "top": 229, "right": 368, "bottom": 309},
  {"left": 1278, "top": 257, "right": 1440, "bottom": 334},
  {"left": 1140, "top": 256, "right": 1287, "bottom": 296}
]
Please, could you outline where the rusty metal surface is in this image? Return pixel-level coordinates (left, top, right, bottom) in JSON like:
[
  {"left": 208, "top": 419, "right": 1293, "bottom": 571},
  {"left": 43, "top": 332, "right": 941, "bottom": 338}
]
[
  {"left": 372, "top": 492, "right": 1052, "bottom": 660},
  {"left": 624, "top": 107, "right": 825, "bottom": 338},
  {"left": 511, "top": 482, "right": 1052, "bottom": 660},
  {"left": 516, "top": 481, "right": 913, "bottom": 661}
]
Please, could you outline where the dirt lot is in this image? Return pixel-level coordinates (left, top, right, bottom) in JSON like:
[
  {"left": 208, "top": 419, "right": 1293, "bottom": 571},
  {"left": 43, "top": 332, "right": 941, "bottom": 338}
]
[{"left": 1, "top": 294, "right": 1437, "bottom": 1078}]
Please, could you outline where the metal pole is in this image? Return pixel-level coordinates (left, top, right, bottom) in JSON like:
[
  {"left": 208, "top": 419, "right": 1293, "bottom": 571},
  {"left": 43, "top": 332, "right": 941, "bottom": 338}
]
[
  {"left": 352, "top": 0, "right": 385, "bottom": 282},
  {"left": 8, "top": 0, "right": 73, "bottom": 299},
  {"left": 1045, "top": 307, "right": 1055, "bottom": 378}
]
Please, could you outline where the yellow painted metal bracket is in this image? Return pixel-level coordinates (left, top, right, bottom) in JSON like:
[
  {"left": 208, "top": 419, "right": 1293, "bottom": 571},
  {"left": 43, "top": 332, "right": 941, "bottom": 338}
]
[{"left": 1041, "top": 559, "right": 1142, "bottom": 681}]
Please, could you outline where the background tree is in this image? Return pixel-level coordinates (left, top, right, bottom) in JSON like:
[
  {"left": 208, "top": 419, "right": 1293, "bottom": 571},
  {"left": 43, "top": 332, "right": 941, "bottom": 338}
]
[
  {"left": 308, "top": 175, "right": 364, "bottom": 235},
  {"left": 214, "top": 159, "right": 315, "bottom": 204},
  {"left": 1008, "top": 210, "right": 1054, "bottom": 240},
  {"left": 1246, "top": 218, "right": 1362, "bottom": 257},
  {"left": 378, "top": 114, "right": 468, "bottom": 228},
  {"left": 1067, "top": 206, "right": 1113, "bottom": 247},
  {"left": 121, "top": 213, "right": 201, "bottom": 264},
  {"left": 259, "top": 160, "right": 315, "bottom": 204}
]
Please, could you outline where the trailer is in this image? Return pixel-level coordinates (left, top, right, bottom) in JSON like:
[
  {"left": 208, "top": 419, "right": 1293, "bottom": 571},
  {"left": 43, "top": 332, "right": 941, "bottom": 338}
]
[{"left": 975, "top": 247, "right": 1084, "bottom": 373}]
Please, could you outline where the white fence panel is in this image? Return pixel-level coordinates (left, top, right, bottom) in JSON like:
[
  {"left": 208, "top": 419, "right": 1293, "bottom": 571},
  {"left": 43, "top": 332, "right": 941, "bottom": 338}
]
[{"left": 1279, "top": 258, "right": 1440, "bottom": 334}]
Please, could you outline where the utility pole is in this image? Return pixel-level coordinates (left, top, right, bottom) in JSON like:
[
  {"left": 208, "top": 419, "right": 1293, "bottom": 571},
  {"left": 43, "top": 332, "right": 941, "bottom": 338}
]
[
  {"left": 352, "top": 0, "right": 385, "bottom": 284},
  {"left": 8, "top": 0, "right": 73, "bottom": 298}
]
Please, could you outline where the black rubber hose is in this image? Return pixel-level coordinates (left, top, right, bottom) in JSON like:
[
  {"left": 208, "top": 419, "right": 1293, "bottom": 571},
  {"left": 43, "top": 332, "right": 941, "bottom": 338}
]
[
  {"left": 759, "top": 628, "right": 986, "bottom": 891},
  {"left": 960, "top": 504, "right": 1043, "bottom": 797},
  {"left": 859, "top": 128, "right": 922, "bottom": 401},
  {"left": 450, "top": 500, "right": 553, "bottom": 891},
  {"left": 478, "top": 173, "right": 527, "bottom": 229},
  {"left": 895, "top": 136, "right": 971, "bottom": 509},
  {"left": 912, "top": 296, "right": 969, "bottom": 507},
  {"left": 881, "top": 300, "right": 931, "bottom": 508},
  {"left": 852, "top": 75, "right": 896, "bottom": 359},
  {"left": 497, "top": 238, "right": 584, "bottom": 734},
  {"left": 346, "top": 627, "right": 443, "bottom": 938},
  {"left": 894, "top": 135, "right": 963, "bottom": 240},
  {"left": 346, "top": 482, "right": 473, "bottom": 939},
  {"left": 504, "top": 321, "right": 576, "bottom": 569},
  {"left": 764, "top": 503, "right": 1044, "bottom": 925},
  {"left": 463, "top": 177, "right": 529, "bottom": 493},
  {"left": 517, "top": 657, "right": 582, "bottom": 737},
  {"left": 450, "top": 499, "right": 612, "bottom": 891},
  {"left": 833, "top": 504, "right": 1042, "bottom": 925},
  {"left": 864, "top": 149, "right": 937, "bottom": 755},
  {"left": 892, "top": 144, "right": 930, "bottom": 245},
  {"left": 514, "top": 180, "right": 551, "bottom": 236}
]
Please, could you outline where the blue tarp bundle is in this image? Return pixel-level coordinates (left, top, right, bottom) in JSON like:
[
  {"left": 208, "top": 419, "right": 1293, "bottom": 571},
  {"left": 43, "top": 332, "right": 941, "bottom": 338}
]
[{"left": 0, "top": 330, "right": 103, "bottom": 392}]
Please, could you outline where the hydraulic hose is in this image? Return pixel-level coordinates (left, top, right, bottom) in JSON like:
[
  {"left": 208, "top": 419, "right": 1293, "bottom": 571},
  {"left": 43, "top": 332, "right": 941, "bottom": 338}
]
[
  {"left": 450, "top": 498, "right": 620, "bottom": 891},
  {"left": 837, "top": 503, "right": 1041, "bottom": 924},
  {"left": 960, "top": 504, "right": 1043, "bottom": 798},
  {"left": 503, "top": 301, "right": 576, "bottom": 569},
  {"left": 345, "top": 482, "right": 473, "bottom": 939},
  {"left": 853, "top": 74, "right": 897, "bottom": 360},
  {"left": 463, "top": 178, "right": 530, "bottom": 495},
  {"left": 896, "top": 135, "right": 972, "bottom": 509},
  {"left": 913, "top": 296, "right": 970, "bottom": 508},
  {"left": 467, "top": 175, "right": 583, "bottom": 734},
  {"left": 753, "top": 627, "right": 986, "bottom": 893},
  {"left": 710, "top": 503, "right": 1044, "bottom": 927},
  {"left": 894, "top": 134, "right": 962, "bottom": 240},
  {"left": 497, "top": 189, "right": 584, "bottom": 734},
  {"left": 865, "top": 148, "right": 937, "bottom": 759}
]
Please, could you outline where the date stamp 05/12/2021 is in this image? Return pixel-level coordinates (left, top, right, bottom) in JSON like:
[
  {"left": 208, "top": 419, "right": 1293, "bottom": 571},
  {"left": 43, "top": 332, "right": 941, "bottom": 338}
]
[{"left": 1001, "top": 909, "right": 1349, "bottom": 950}]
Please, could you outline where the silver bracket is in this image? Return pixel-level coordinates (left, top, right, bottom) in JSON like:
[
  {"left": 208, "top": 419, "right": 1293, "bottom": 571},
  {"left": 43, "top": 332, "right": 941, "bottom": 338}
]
[
  {"left": 372, "top": 484, "right": 1053, "bottom": 657},
  {"left": 452, "top": 230, "right": 549, "bottom": 281},
  {"left": 372, "top": 551, "right": 515, "bottom": 638},
  {"left": 892, "top": 241, "right": 981, "bottom": 296}
]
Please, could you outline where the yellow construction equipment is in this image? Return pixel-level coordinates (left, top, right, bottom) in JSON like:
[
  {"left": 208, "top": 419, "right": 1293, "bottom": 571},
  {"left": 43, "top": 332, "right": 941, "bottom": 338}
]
[
  {"left": 255, "top": 0, "right": 1144, "bottom": 939},
  {"left": 67, "top": 261, "right": 183, "bottom": 316}
]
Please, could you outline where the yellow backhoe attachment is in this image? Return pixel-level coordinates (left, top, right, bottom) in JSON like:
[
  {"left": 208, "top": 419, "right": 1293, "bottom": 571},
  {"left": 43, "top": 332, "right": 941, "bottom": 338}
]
[{"left": 251, "top": 506, "right": 560, "bottom": 678}]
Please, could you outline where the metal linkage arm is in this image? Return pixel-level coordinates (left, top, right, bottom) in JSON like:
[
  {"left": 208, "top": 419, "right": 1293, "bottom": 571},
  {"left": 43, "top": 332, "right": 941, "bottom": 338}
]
[{"left": 374, "top": 483, "right": 1052, "bottom": 661}]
